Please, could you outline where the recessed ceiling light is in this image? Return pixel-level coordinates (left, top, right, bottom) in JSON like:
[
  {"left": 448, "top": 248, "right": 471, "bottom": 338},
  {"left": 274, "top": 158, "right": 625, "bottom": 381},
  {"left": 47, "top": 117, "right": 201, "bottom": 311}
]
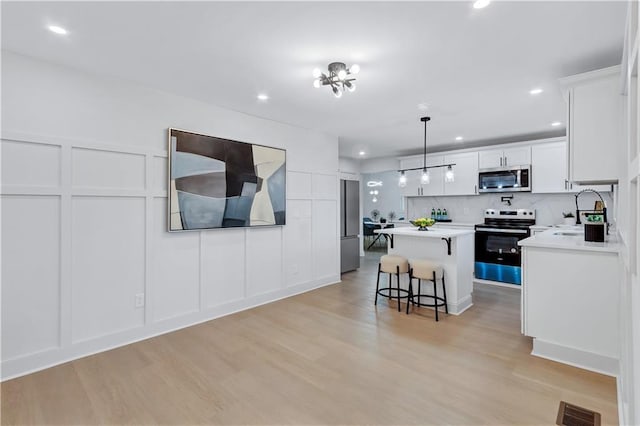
[
  {"left": 48, "top": 25, "right": 68, "bottom": 35},
  {"left": 529, "top": 88, "right": 543, "bottom": 95},
  {"left": 455, "top": 136, "right": 464, "bottom": 141},
  {"left": 473, "top": 0, "right": 491, "bottom": 9},
  {"left": 257, "top": 94, "right": 269, "bottom": 101},
  {"left": 359, "top": 151, "right": 366, "bottom": 156},
  {"left": 551, "top": 121, "right": 562, "bottom": 127}
]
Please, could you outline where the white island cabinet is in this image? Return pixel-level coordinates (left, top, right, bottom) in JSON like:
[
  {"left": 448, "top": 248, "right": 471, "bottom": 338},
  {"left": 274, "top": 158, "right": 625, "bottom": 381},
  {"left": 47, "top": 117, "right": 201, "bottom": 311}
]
[
  {"left": 374, "top": 227, "right": 474, "bottom": 315},
  {"left": 519, "top": 228, "right": 621, "bottom": 376}
]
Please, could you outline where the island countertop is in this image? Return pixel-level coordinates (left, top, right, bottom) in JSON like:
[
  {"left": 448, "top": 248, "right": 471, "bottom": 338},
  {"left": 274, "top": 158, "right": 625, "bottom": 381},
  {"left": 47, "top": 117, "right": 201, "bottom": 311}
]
[{"left": 374, "top": 227, "right": 474, "bottom": 238}]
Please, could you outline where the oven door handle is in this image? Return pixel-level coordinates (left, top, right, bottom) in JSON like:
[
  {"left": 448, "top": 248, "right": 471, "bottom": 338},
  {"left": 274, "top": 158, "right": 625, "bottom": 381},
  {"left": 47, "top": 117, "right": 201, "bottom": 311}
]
[{"left": 475, "top": 227, "right": 529, "bottom": 234}]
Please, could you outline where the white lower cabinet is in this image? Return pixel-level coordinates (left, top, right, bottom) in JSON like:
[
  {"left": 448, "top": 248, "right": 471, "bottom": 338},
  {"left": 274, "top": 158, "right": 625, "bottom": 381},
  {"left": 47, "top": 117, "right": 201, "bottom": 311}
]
[{"left": 521, "top": 243, "right": 620, "bottom": 375}]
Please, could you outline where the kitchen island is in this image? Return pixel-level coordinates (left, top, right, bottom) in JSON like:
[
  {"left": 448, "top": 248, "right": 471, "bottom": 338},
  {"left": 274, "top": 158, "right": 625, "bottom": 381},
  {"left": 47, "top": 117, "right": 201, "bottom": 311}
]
[{"left": 374, "top": 227, "right": 475, "bottom": 314}]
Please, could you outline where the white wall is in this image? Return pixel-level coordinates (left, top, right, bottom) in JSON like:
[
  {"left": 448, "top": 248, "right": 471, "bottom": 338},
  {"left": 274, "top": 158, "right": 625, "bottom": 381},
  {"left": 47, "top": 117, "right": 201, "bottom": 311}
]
[
  {"left": 362, "top": 170, "right": 406, "bottom": 221},
  {"left": 0, "top": 51, "right": 340, "bottom": 380},
  {"left": 360, "top": 157, "right": 399, "bottom": 174}
]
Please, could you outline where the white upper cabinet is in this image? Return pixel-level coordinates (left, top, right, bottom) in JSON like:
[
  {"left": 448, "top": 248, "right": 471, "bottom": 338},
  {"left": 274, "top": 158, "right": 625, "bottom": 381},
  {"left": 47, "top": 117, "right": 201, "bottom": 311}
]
[
  {"left": 399, "top": 157, "right": 422, "bottom": 197},
  {"left": 503, "top": 146, "right": 531, "bottom": 167},
  {"left": 421, "top": 155, "right": 444, "bottom": 196},
  {"left": 478, "top": 148, "right": 504, "bottom": 169},
  {"left": 478, "top": 147, "right": 530, "bottom": 169},
  {"left": 561, "top": 66, "right": 623, "bottom": 184},
  {"left": 531, "top": 139, "right": 611, "bottom": 194},
  {"left": 531, "top": 141, "right": 568, "bottom": 193},
  {"left": 443, "top": 151, "right": 479, "bottom": 195}
]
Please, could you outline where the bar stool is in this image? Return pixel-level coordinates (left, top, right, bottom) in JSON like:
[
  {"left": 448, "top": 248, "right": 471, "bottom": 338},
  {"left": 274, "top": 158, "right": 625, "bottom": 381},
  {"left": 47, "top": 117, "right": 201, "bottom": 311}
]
[
  {"left": 409, "top": 259, "right": 448, "bottom": 321},
  {"left": 375, "top": 255, "right": 411, "bottom": 313}
]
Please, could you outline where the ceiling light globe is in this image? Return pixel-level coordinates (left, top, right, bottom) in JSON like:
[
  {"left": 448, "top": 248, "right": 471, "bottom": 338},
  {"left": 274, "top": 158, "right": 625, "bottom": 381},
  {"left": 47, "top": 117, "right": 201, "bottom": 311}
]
[
  {"left": 347, "top": 83, "right": 356, "bottom": 93},
  {"left": 332, "top": 86, "right": 342, "bottom": 98},
  {"left": 313, "top": 79, "right": 321, "bottom": 89},
  {"left": 337, "top": 70, "right": 347, "bottom": 81},
  {"left": 350, "top": 64, "right": 360, "bottom": 74},
  {"left": 312, "top": 68, "right": 322, "bottom": 78}
]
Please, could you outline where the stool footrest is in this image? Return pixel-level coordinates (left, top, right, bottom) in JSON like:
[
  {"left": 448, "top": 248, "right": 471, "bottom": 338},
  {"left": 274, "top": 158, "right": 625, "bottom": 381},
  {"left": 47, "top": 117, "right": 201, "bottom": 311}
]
[
  {"left": 412, "top": 294, "right": 447, "bottom": 308},
  {"left": 377, "top": 287, "right": 411, "bottom": 300}
]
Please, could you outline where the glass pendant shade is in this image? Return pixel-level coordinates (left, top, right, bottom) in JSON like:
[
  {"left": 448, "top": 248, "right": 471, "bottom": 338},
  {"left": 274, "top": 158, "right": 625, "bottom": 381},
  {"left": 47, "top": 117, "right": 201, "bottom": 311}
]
[
  {"left": 445, "top": 165, "right": 455, "bottom": 183},
  {"left": 421, "top": 169, "right": 430, "bottom": 184},
  {"left": 398, "top": 172, "right": 407, "bottom": 187}
]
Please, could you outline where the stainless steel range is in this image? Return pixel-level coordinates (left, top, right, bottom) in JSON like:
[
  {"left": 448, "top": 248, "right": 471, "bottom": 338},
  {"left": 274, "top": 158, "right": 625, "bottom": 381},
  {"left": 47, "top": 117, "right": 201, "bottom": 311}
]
[{"left": 474, "top": 208, "right": 536, "bottom": 285}]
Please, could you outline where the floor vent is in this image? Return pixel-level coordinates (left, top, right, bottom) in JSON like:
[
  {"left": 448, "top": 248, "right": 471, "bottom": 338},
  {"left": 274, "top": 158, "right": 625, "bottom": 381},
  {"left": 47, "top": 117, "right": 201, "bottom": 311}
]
[{"left": 556, "top": 401, "right": 601, "bottom": 426}]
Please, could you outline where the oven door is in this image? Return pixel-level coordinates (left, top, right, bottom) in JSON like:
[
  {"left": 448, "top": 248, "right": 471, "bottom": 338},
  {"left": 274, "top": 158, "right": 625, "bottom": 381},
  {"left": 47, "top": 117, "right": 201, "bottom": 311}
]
[{"left": 474, "top": 227, "right": 529, "bottom": 284}]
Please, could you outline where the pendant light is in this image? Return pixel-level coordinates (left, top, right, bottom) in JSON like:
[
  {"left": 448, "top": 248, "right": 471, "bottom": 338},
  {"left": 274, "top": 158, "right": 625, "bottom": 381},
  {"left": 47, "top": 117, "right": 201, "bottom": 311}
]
[{"left": 398, "top": 116, "right": 456, "bottom": 187}]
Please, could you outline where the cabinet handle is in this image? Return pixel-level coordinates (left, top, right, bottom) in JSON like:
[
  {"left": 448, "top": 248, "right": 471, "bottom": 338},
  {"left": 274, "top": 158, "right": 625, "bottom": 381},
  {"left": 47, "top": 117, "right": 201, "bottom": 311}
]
[
  {"left": 500, "top": 157, "right": 503, "bottom": 166},
  {"left": 504, "top": 156, "right": 508, "bottom": 166},
  {"left": 564, "top": 180, "right": 568, "bottom": 190},
  {"left": 475, "top": 184, "right": 477, "bottom": 194}
]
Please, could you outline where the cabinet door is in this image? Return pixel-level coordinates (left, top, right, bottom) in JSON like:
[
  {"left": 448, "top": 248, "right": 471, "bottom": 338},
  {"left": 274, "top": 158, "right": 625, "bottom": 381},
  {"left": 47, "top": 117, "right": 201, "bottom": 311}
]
[
  {"left": 570, "top": 76, "right": 622, "bottom": 183},
  {"left": 478, "top": 148, "right": 504, "bottom": 169},
  {"left": 503, "top": 146, "right": 531, "bottom": 167},
  {"left": 400, "top": 157, "right": 422, "bottom": 197},
  {"left": 531, "top": 141, "right": 568, "bottom": 193},
  {"left": 421, "top": 155, "right": 444, "bottom": 196},
  {"left": 443, "top": 152, "right": 479, "bottom": 195}
]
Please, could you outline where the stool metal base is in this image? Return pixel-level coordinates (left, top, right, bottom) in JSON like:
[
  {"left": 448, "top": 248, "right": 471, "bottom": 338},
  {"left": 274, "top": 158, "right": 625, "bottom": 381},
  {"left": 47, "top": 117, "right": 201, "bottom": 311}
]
[
  {"left": 409, "top": 270, "right": 449, "bottom": 321},
  {"left": 374, "top": 263, "right": 411, "bottom": 313}
]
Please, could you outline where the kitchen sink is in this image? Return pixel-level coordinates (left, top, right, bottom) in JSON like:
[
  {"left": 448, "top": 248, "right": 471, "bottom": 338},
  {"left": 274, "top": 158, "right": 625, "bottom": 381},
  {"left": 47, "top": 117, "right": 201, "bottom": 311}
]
[{"left": 553, "top": 230, "right": 584, "bottom": 236}]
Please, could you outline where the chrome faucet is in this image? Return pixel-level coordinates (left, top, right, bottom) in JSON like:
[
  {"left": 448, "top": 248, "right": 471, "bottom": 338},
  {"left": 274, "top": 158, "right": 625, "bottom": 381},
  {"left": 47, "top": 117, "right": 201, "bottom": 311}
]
[{"left": 575, "top": 189, "right": 608, "bottom": 233}]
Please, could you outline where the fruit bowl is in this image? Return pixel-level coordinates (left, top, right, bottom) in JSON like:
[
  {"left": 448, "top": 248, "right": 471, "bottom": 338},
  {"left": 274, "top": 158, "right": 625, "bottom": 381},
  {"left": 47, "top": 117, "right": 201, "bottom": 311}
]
[{"left": 410, "top": 217, "right": 436, "bottom": 231}]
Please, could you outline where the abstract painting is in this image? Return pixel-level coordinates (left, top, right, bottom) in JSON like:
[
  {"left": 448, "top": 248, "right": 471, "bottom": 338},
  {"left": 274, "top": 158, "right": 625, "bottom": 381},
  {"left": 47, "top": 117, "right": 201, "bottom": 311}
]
[{"left": 168, "top": 129, "right": 286, "bottom": 231}]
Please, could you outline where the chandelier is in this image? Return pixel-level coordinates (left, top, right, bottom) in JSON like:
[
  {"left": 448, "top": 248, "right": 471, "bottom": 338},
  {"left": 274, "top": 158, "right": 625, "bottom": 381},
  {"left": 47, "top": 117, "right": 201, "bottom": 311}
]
[
  {"left": 398, "top": 117, "right": 455, "bottom": 187},
  {"left": 313, "top": 62, "right": 359, "bottom": 98}
]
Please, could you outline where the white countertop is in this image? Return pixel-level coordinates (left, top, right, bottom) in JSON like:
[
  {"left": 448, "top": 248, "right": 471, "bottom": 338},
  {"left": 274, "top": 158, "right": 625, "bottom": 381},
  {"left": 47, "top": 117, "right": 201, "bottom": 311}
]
[
  {"left": 374, "top": 227, "right": 474, "bottom": 238},
  {"left": 519, "top": 227, "right": 620, "bottom": 254}
]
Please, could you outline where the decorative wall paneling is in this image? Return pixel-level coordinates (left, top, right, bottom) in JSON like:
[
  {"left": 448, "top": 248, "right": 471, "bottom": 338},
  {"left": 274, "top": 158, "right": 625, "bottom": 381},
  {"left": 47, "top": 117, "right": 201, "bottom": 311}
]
[{"left": 1, "top": 131, "right": 339, "bottom": 380}]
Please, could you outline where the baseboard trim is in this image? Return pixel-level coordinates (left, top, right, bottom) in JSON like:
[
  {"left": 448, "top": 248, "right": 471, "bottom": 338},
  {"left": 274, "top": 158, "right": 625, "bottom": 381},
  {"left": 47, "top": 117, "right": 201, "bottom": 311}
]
[
  {"left": 450, "top": 295, "right": 473, "bottom": 315},
  {"left": 531, "top": 338, "right": 619, "bottom": 377},
  {"left": 1, "top": 275, "right": 340, "bottom": 381}
]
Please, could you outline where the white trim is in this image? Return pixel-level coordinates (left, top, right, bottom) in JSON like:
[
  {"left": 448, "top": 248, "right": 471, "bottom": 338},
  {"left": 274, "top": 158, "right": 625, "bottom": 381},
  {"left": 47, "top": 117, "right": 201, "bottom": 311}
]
[
  {"left": 531, "top": 338, "right": 619, "bottom": 377},
  {"left": 1, "top": 275, "right": 341, "bottom": 381},
  {"left": 558, "top": 65, "right": 622, "bottom": 88},
  {"left": 473, "top": 278, "right": 521, "bottom": 290}
]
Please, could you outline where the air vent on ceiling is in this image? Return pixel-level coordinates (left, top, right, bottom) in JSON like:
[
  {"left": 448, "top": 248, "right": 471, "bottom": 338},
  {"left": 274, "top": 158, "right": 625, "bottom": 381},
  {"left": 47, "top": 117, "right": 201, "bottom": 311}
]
[{"left": 556, "top": 401, "right": 601, "bottom": 426}]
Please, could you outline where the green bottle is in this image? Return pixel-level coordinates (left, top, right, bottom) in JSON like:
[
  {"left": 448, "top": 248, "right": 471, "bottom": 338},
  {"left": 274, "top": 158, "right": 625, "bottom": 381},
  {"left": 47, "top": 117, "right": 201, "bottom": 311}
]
[
  {"left": 431, "top": 208, "right": 436, "bottom": 220},
  {"left": 436, "top": 208, "right": 442, "bottom": 221}
]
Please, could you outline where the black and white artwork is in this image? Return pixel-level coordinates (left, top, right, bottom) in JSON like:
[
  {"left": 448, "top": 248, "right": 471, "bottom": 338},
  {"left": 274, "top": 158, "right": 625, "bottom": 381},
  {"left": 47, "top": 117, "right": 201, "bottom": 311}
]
[{"left": 168, "top": 129, "right": 286, "bottom": 231}]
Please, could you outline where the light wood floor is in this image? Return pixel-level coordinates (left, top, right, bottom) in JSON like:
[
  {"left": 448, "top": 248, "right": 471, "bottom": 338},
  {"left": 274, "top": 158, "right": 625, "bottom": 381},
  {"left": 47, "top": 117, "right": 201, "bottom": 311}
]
[{"left": 1, "top": 252, "right": 618, "bottom": 425}]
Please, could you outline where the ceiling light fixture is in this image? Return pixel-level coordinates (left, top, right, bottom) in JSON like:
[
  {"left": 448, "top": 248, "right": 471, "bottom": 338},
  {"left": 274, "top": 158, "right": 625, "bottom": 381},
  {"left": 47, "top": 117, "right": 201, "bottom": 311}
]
[
  {"left": 48, "top": 25, "right": 68, "bottom": 35},
  {"left": 257, "top": 94, "right": 269, "bottom": 101},
  {"left": 359, "top": 151, "right": 366, "bottom": 156},
  {"left": 313, "top": 62, "right": 359, "bottom": 98},
  {"left": 473, "top": 0, "right": 491, "bottom": 9},
  {"left": 529, "top": 88, "right": 543, "bottom": 95},
  {"left": 551, "top": 121, "right": 562, "bottom": 127},
  {"left": 455, "top": 136, "right": 464, "bottom": 141},
  {"left": 398, "top": 117, "right": 456, "bottom": 187}
]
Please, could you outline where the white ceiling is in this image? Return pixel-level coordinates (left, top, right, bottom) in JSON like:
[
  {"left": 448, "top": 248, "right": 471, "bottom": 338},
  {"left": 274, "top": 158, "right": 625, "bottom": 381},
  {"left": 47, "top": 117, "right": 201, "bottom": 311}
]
[{"left": 1, "top": 1, "right": 627, "bottom": 159}]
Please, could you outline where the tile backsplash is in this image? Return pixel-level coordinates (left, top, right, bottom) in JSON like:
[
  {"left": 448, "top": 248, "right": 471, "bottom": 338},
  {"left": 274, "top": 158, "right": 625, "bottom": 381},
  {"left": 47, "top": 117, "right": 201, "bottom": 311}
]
[{"left": 407, "top": 191, "right": 614, "bottom": 226}]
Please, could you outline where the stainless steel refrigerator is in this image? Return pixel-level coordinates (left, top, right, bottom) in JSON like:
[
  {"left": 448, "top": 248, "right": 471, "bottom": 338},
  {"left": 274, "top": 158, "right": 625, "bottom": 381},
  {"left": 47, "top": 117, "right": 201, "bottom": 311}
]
[{"left": 340, "top": 179, "right": 360, "bottom": 273}]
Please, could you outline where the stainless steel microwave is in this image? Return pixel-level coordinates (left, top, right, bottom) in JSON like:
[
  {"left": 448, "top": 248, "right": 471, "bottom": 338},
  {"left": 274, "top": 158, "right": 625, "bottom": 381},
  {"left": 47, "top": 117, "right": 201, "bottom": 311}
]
[{"left": 478, "top": 165, "right": 531, "bottom": 193}]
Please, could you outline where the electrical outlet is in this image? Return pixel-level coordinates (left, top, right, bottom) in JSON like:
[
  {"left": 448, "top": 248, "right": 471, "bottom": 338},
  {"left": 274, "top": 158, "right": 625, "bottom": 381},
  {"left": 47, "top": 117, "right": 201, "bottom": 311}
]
[{"left": 135, "top": 293, "right": 145, "bottom": 308}]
